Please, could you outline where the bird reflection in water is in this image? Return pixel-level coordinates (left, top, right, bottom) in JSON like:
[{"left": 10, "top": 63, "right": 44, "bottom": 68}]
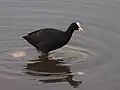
[{"left": 25, "top": 55, "right": 83, "bottom": 88}]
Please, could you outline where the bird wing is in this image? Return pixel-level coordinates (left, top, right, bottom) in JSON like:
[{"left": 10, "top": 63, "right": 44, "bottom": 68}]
[{"left": 27, "top": 29, "right": 64, "bottom": 46}]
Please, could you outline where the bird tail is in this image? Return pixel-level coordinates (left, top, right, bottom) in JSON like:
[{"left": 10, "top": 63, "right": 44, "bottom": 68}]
[{"left": 23, "top": 35, "right": 28, "bottom": 40}]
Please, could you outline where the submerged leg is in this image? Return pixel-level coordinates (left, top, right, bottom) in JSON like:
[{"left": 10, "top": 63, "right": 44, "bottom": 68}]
[
  {"left": 42, "top": 52, "right": 48, "bottom": 57},
  {"left": 40, "top": 52, "right": 49, "bottom": 60}
]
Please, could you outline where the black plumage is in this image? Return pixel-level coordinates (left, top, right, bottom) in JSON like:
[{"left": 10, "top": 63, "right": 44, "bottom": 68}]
[{"left": 23, "top": 22, "right": 83, "bottom": 54}]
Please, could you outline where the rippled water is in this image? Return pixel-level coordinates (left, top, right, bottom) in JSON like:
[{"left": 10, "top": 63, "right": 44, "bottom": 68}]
[{"left": 0, "top": 0, "right": 119, "bottom": 90}]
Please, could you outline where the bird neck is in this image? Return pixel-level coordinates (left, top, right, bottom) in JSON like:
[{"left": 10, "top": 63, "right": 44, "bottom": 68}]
[
  {"left": 66, "top": 25, "right": 74, "bottom": 35},
  {"left": 64, "top": 27, "right": 74, "bottom": 43}
]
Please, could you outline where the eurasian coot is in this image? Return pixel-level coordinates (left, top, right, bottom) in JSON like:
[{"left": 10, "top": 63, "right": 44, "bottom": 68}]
[{"left": 23, "top": 22, "right": 83, "bottom": 55}]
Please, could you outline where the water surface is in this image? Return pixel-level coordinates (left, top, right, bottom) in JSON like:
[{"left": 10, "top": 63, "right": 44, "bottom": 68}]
[{"left": 0, "top": 0, "right": 119, "bottom": 90}]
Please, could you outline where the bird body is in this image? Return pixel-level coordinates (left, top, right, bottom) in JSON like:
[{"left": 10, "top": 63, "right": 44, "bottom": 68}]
[{"left": 23, "top": 22, "right": 83, "bottom": 54}]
